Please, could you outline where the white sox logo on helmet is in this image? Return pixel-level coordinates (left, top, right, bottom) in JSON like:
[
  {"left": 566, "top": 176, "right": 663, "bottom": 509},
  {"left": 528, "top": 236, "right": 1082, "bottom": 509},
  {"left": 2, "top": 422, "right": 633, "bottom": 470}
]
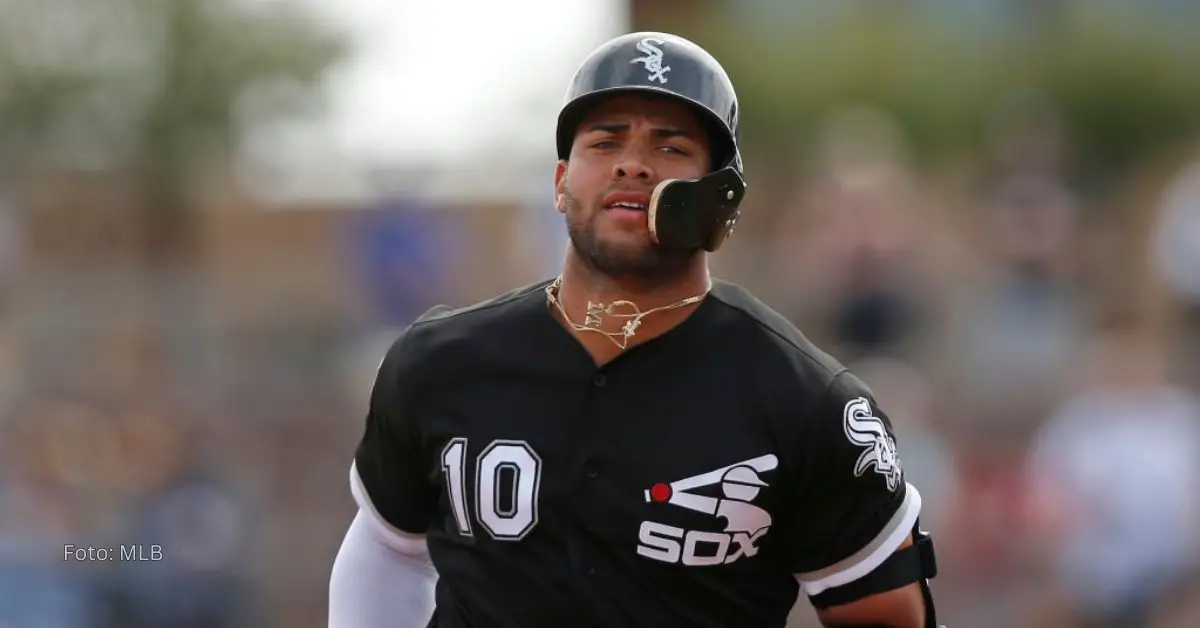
[
  {"left": 630, "top": 37, "right": 670, "bottom": 84},
  {"left": 843, "top": 397, "right": 902, "bottom": 491},
  {"left": 636, "top": 454, "right": 776, "bottom": 566}
]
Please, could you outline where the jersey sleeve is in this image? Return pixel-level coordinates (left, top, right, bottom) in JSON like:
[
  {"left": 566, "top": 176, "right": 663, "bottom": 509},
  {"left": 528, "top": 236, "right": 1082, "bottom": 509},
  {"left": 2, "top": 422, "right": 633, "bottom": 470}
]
[
  {"left": 350, "top": 326, "right": 439, "bottom": 538},
  {"left": 783, "top": 370, "right": 922, "bottom": 599}
]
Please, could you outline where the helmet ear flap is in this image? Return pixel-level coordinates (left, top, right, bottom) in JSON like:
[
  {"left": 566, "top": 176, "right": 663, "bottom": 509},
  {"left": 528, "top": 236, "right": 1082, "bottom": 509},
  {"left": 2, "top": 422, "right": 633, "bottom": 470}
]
[
  {"left": 647, "top": 167, "right": 745, "bottom": 251},
  {"left": 705, "top": 211, "right": 739, "bottom": 252}
]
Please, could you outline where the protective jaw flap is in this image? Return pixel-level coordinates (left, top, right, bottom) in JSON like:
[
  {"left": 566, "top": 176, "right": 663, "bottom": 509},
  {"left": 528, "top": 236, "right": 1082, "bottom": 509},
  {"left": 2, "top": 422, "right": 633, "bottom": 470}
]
[{"left": 647, "top": 167, "right": 746, "bottom": 252}]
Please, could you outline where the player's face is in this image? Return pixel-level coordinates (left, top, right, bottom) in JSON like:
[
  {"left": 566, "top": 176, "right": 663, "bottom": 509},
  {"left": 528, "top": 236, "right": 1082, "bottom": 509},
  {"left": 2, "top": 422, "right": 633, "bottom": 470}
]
[{"left": 555, "top": 94, "right": 712, "bottom": 279}]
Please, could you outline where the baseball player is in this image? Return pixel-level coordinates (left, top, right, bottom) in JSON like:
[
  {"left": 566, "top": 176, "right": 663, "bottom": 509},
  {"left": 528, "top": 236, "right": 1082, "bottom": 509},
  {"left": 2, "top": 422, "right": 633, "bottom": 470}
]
[{"left": 329, "top": 32, "right": 941, "bottom": 628}]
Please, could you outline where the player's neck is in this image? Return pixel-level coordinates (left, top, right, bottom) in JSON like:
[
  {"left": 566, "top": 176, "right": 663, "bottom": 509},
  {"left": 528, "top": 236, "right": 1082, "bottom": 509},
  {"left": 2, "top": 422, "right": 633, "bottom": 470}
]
[
  {"left": 552, "top": 251, "right": 710, "bottom": 363},
  {"left": 559, "top": 250, "right": 711, "bottom": 310}
]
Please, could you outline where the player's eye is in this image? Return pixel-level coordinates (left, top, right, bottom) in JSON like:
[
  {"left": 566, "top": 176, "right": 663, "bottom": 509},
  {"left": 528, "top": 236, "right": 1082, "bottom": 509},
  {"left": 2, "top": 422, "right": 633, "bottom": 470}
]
[
  {"left": 590, "top": 139, "right": 618, "bottom": 150},
  {"left": 659, "top": 145, "right": 689, "bottom": 156}
]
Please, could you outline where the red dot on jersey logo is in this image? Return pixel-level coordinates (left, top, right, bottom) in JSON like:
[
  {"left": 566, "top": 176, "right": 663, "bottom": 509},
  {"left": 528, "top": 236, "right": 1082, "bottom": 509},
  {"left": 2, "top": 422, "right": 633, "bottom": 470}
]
[{"left": 650, "top": 482, "right": 671, "bottom": 503}]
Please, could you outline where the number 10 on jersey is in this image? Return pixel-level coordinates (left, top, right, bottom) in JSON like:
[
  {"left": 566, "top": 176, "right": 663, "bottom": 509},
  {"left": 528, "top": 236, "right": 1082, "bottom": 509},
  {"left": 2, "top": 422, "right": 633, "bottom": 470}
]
[{"left": 441, "top": 438, "right": 542, "bottom": 541}]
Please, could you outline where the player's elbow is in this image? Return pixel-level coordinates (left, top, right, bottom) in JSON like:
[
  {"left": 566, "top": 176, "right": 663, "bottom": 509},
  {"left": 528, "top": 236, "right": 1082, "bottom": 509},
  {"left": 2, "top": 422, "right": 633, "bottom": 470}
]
[
  {"left": 815, "top": 580, "right": 925, "bottom": 627},
  {"left": 811, "top": 531, "right": 930, "bottom": 628}
]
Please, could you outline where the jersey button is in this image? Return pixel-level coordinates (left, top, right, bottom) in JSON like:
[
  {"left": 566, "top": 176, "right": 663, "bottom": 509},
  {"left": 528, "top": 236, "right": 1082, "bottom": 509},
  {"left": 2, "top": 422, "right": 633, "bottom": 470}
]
[
  {"left": 593, "top": 374, "right": 607, "bottom": 387},
  {"left": 583, "top": 458, "right": 600, "bottom": 479}
]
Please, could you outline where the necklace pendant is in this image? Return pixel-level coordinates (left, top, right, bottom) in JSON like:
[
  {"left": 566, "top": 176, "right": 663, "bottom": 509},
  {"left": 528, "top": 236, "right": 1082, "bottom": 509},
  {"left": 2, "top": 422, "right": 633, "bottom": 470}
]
[
  {"left": 584, "top": 301, "right": 605, "bottom": 328},
  {"left": 622, "top": 319, "right": 641, "bottom": 338}
]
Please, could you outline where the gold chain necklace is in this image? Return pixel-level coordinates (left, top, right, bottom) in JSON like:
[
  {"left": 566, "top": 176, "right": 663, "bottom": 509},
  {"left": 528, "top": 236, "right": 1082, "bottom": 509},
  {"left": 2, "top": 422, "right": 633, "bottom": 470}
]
[{"left": 545, "top": 276, "right": 709, "bottom": 350}]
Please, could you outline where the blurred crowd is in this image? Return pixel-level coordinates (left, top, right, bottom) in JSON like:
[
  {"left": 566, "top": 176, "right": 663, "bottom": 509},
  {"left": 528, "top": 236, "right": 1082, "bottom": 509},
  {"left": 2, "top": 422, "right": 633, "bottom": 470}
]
[
  {"left": 757, "top": 105, "right": 1200, "bottom": 628},
  {"left": 3, "top": 2, "right": 1200, "bottom": 627}
]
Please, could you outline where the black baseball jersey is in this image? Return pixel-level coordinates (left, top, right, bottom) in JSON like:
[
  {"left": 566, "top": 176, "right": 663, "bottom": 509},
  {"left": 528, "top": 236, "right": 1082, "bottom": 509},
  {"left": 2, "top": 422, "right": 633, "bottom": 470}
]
[{"left": 352, "top": 279, "right": 920, "bottom": 628}]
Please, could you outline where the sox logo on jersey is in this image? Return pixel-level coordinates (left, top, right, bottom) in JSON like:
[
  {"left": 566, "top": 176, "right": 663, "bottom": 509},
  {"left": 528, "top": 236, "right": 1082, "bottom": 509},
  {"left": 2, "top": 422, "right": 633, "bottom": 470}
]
[
  {"left": 843, "top": 397, "right": 902, "bottom": 491},
  {"left": 637, "top": 454, "right": 777, "bottom": 567}
]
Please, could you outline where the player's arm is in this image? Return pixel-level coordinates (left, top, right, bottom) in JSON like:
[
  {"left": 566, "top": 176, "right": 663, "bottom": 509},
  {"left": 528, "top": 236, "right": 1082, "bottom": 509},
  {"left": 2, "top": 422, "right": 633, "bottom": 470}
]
[
  {"left": 330, "top": 318, "right": 444, "bottom": 628},
  {"left": 813, "top": 533, "right": 927, "bottom": 627},
  {"left": 329, "top": 510, "right": 436, "bottom": 628},
  {"left": 784, "top": 371, "right": 939, "bottom": 628}
]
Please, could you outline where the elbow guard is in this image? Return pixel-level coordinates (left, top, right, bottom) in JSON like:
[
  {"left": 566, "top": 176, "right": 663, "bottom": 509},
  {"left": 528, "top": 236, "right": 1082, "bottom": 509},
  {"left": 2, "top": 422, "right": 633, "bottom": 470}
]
[{"left": 811, "top": 519, "right": 941, "bottom": 628}]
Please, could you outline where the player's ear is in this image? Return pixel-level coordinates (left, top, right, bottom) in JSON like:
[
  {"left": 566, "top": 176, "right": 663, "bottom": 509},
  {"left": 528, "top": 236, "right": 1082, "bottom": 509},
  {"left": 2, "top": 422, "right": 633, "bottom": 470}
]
[{"left": 553, "top": 160, "right": 568, "bottom": 214}]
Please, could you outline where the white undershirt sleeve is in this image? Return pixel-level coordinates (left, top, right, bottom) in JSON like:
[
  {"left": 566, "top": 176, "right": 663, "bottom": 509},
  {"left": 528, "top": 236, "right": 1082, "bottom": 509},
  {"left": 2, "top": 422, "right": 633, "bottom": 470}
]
[{"left": 328, "top": 509, "right": 438, "bottom": 628}]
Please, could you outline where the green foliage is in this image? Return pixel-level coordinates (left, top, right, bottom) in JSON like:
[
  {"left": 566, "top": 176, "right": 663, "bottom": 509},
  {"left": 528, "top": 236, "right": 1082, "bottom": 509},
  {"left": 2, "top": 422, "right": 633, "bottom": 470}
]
[
  {"left": 1029, "top": 21, "right": 1200, "bottom": 180},
  {"left": 664, "top": 7, "right": 1200, "bottom": 183},
  {"left": 0, "top": 0, "right": 345, "bottom": 177}
]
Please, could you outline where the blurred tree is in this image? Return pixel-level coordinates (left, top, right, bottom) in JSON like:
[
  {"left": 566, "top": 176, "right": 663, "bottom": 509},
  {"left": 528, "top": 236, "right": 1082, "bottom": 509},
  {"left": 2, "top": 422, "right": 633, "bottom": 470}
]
[
  {"left": 0, "top": 0, "right": 344, "bottom": 261},
  {"left": 639, "top": 2, "right": 1200, "bottom": 195}
]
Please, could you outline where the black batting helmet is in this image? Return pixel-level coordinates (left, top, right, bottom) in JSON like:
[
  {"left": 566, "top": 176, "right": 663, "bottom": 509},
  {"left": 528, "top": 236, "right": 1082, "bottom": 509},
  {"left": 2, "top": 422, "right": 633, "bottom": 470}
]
[{"left": 556, "top": 32, "right": 746, "bottom": 252}]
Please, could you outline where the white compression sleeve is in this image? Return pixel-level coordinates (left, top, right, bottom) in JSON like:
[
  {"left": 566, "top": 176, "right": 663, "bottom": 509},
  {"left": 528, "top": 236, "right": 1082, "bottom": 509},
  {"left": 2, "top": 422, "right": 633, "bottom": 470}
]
[{"left": 328, "top": 509, "right": 438, "bottom": 628}]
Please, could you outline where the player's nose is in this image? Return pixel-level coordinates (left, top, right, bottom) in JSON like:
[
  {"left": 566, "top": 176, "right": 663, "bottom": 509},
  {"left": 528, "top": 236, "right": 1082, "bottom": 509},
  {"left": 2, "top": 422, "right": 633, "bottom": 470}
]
[
  {"left": 612, "top": 159, "right": 653, "bottom": 181},
  {"left": 612, "top": 145, "right": 655, "bottom": 181}
]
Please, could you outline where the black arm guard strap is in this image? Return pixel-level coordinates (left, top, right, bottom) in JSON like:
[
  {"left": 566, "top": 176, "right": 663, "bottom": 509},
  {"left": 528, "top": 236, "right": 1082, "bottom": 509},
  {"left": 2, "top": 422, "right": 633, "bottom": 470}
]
[{"left": 810, "top": 519, "right": 940, "bottom": 627}]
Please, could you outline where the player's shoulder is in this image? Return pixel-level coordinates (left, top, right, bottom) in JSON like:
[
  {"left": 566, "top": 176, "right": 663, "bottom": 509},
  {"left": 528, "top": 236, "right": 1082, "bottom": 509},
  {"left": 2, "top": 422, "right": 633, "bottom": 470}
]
[
  {"left": 384, "top": 279, "right": 553, "bottom": 371},
  {"left": 707, "top": 280, "right": 863, "bottom": 405},
  {"left": 707, "top": 281, "right": 880, "bottom": 440},
  {"left": 409, "top": 279, "right": 551, "bottom": 332}
]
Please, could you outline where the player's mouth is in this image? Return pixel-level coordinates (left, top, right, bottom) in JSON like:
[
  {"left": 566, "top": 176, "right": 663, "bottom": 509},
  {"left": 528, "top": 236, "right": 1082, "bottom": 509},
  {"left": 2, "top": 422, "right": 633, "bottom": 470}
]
[{"left": 603, "top": 192, "right": 651, "bottom": 220}]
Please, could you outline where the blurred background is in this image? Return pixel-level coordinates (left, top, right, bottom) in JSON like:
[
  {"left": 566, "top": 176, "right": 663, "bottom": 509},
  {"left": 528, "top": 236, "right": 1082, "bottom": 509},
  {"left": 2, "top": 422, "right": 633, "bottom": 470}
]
[{"left": 3, "top": 0, "right": 1200, "bottom": 627}]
